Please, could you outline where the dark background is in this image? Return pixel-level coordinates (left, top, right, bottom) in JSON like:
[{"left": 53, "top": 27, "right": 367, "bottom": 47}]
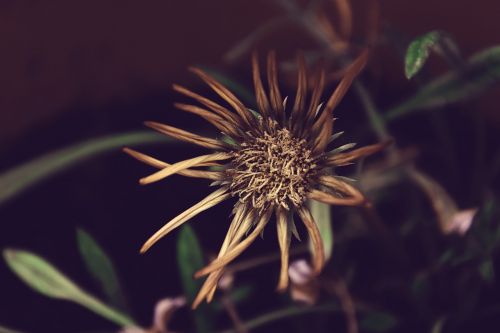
[{"left": 1, "top": 1, "right": 500, "bottom": 332}]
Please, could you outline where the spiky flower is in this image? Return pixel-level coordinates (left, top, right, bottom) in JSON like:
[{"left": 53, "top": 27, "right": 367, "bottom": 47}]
[{"left": 125, "top": 51, "right": 386, "bottom": 308}]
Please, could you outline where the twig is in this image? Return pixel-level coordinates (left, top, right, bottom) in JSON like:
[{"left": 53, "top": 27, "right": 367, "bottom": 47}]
[
  {"left": 221, "top": 294, "right": 248, "bottom": 333},
  {"left": 321, "top": 276, "right": 358, "bottom": 333},
  {"left": 218, "top": 303, "right": 340, "bottom": 333},
  {"left": 225, "top": 244, "right": 309, "bottom": 274}
]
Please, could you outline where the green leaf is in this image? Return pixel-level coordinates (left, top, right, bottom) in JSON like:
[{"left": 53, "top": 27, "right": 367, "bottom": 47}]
[
  {"left": 3, "top": 249, "right": 135, "bottom": 327},
  {"left": 360, "top": 311, "right": 398, "bottom": 332},
  {"left": 176, "top": 225, "right": 204, "bottom": 302},
  {"left": 308, "top": 200, "right": 333, "bottom": 261},
  {"left": 0, "top": 325, "right": 24, "bottom": 333},
  {"left": 405, "top": 30, "right": 460, "bottom": 79},
  {"left": 387, "top": 46, "right": 500, "bottom": 120},
  {"left": 76, "top": 229, "right": 128, "bottom": 312},
  {"left": 176, "top": 226, "right": 211, "bottom": 332},
  {"left": 0, "top": 131, "right": 169, "bottom": 207}
]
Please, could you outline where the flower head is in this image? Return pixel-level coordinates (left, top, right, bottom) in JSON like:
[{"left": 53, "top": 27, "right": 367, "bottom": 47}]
[{"left": 125, "top": 50, "right": 387, "bottom": 308}]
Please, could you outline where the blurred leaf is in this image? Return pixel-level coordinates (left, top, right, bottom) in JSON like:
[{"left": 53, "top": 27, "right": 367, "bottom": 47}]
[
  {"left": 405, "top": 30, "right": 460, "bottom": 79},
  {"left": 77, "top": 229, "right": 128, "bottom": 313},
  {"left": 308, "top": 200, "right": 333, "bottom": 261},
  {"left": 430, "top": 317, "right": 447, "bottom": 333},
  {"left": 479, "top": 258, "right": 495, "bottom": 283},
  {"left": 176, "top": 226, "right": 211, "bottom": 332},
  {"left": 0, "top": 131, "right": 169, "bottom": 207},
  {"left": 360, "top": 311, "right": 398, "bottom": 332},
  {"left": 3, "top": 249, "right": 135, "bottom": 327},
  {"left": 0, "top": 325, "right": 24, "bottom": 333},
  {"left": 387, "top": 46, "right": 500, "bottom": 120}
]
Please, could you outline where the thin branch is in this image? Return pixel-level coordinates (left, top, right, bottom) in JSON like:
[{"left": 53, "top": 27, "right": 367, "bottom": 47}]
[
  {"left": 221, "top": 294, "right": 248, "bottom": 333},
  {"left": 219, "top": 303, "right": 340, "bottom": 333},
  {"left": 225, "top": 244, "right": 309, "bottom": 274},
  {"left": 321, "top": 276, "right": 358, "bottom": 333}
]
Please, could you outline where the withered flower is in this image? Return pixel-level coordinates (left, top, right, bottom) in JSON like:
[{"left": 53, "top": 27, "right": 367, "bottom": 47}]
[{"left": 125, "top": 51, "right": 386, "bottom": 308}]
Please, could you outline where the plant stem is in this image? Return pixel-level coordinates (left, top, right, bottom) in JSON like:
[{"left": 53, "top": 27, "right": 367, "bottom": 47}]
[{"left": 219, "top": 303, "right": 340, "bottom": 333}]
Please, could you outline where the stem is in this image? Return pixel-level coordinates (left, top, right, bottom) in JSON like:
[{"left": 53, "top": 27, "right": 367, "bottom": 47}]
[
  {"left": 352, "top": 82, "right": 391, "bottom": 142},
  {"left": 221, "top": 295, "right": 248, "bottom": 333},
  {"left": 225, "top": 245, "right": 308, "bottom": 274},
  {"left": 219, "top": 303, "right": 340, "bottom": 333}
]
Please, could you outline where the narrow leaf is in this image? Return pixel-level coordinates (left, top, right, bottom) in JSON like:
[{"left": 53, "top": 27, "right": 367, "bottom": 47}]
[
  {"left": 387, "top": 46, "right": 500, "bottom": 120},
  {"left": 3, "top": 249, "right": 135, "bottom": 327},
  {"left": 405, "top": 30, "right": 460, "bottom": 79},
  {"left": 77, "top": 229, "right": 128, "bottom": 312},
  {"left": 176, "top": 226, "right": 211, "bottom": 332},
  {"left": 177, "top": 226, "right": 204, "bottom": 301},
  {"left": 0, "top": 131, "right": 169, "bottom": 207},
  {"left": 308, "top": 200, "right": 333, "bottom": 261}
]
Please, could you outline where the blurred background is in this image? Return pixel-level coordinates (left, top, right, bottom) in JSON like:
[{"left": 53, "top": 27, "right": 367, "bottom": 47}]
[{"left": 1, "top": 1, "right": 500, "bottom": 332}]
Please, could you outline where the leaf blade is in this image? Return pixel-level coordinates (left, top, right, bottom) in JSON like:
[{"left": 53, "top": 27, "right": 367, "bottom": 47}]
[
  {"left": 388, "top": 46, "right": 500, "bottom": 120},
  {"left": 405, "top": 30, "right": 460, "bottom": 79},
  {"left": 77, "top": 229, "right": 128, "bottom": 312},
  {"left": 308, "top": 200, "right": 334, "bottom": 261},
  {"left": 3, "top": 249, "right": 135, "bottom": 327}
]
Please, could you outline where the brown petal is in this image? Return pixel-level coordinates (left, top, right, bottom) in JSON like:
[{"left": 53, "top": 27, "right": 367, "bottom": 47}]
[
  {"left": 276, "top": 207, "right": 291, "bottom": 292},
  {"left": 189, "top": 67, "right": 254, "bottom": 127},
  {"left": 291, "top": 53, "right": 307, "bottom": 127},
  {"left": 308, "top": 176, "right": 365, "bottom": 206},
  {"left": 304, "top": 65, "right": 326, "bottom": 125},
  {"left": 194, "top": 209, "right": 272, "bottom": 278},
  {"left": 192, "top": 270, "right": 224, "bottom": 309},
  {"left": 312, "top": 50, "right": 369, "bottom": 152},
  {"left": 145, "top": 121, "right": 227, "bottom": 151},
  {"left": 192, "top": 204, "right": 253, "bottom": 308},
  {"left": 123, "top": 148, "right": 224, "bottom": 180},
  {"left": 326, "top": 141, "right": 390, "bottom": 166},
  {"left": 140, "top": 187, "right": 230, "bottom": 253},
  {"left": 139, "top": 152, "right": 230, "bottom": 185},
  {"left": 267, "top": 51, "right": 284, "bottom": 121},
  {"left": 297, "top": 206, "right": 325, "bottom": 275},
  {"left": 251, "top": 52, "right": 271, "bottom": 118},
  {"left": 172, "top": 84, "right": 241, "bottom": 125},
  {"left": 174, "top": 103, "right": 242, "bottom": 139}
]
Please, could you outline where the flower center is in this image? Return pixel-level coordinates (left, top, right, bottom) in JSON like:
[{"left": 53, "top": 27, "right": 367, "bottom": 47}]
[{"left": 228, "top": 125, "right": 316, "bottom": 210}]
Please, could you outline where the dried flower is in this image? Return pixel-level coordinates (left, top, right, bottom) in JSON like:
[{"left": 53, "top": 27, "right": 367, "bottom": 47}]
[{"left": 125, "top": 50, "right": 386, "bottom": 308}]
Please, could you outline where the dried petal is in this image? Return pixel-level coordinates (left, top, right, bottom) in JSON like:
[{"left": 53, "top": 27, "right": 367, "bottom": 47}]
[
  {"left": 140, "top": 188, "right": 230, "bottom": 253},
  {"left": 297, "top": 206, "right": 325, "bottom": 274},
  {"left": 276, "top": 208, "right": 291, "bottom": 291}
]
